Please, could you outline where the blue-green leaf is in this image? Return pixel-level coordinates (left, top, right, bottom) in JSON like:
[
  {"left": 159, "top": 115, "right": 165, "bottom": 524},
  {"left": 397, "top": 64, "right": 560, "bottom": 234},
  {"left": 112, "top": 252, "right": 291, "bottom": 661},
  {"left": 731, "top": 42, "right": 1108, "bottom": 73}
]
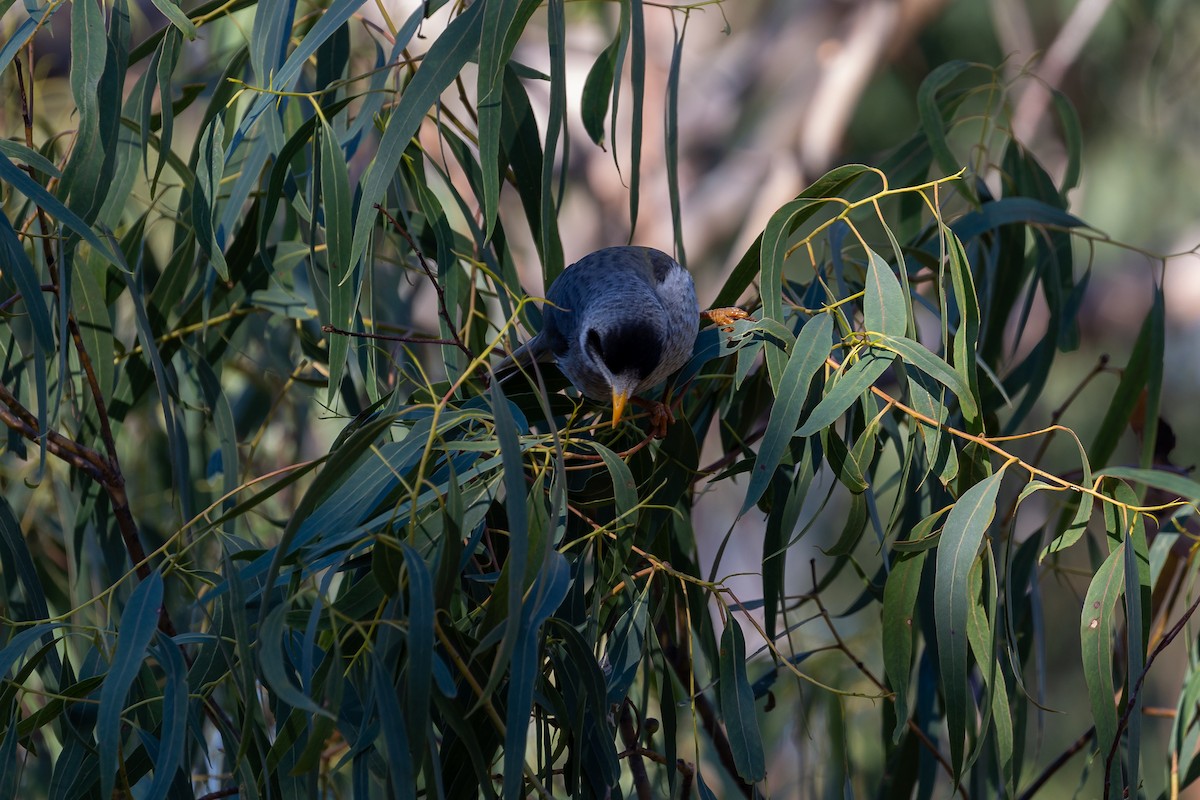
[
  {"left": 350, "top": 1, "right": 484, "bottom": 272},
  {"left": 144, "top": 634, "right": 188, "bottom": 799},
  {"left": 796, "top": 348, "right": 891, "bottom": 437},
  {"left": 882, "top": 551, "right": 926, "bottom": 740},
  {"left": 881, "top": 334, "right": 978, "bottom": 421},
  {"left": 934, "top": 466, "right": 1006, "bottom": 775},
  {"left": 741, "top": 313, "right": 832, "bottom": 515},
  {"left": 863, "top": 248, "right": 907, "bottom": 338},
  {"left": 146, "top": 0, "right": 196, "bottom": 39},
  {"left": 1081, "top": 541, "right": 1125, "bottom": 792},
  {"left": 99, "top": 572, "right": 164, "bottom": 800},
  {"left": 719, "top": 619, "right": 765, "bottom": 783}
]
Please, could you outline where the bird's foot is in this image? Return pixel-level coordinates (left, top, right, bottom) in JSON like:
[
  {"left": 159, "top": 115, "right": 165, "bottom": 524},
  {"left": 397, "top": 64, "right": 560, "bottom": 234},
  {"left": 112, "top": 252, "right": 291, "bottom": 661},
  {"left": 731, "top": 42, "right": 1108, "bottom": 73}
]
[
  {"left": 701, "top": 306, "right": 753, "bottom": 330},
  {"left": 631, "top": 396, "right": 675, "bottom": 440}
]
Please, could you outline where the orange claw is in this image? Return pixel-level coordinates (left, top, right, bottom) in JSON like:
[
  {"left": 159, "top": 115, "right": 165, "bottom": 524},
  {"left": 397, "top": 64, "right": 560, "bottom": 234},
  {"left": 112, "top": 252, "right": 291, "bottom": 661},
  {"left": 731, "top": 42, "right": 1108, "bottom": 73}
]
[{"left": 700, "top": 306, "right": 753, "bottom": 331}]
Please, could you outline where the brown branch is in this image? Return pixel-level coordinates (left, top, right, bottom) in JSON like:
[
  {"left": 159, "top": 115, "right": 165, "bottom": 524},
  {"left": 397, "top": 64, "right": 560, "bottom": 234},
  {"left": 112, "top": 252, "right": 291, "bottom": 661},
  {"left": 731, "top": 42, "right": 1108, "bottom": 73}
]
[
  {"left": 807, "top": 561, "right": 966, "bottom": 798},
  {"left": 13, "top": 56, "right": 179, "bottom": 637},
  {"left": 1104, "top": 589, "right": 1200, "bottom": 796},
  {"left": 658, "top": 615, "right": 753, "bottom": 798},
  {"left": 1017, "top": 727, "right": 1094, "bottom": 800},
  {"left": 321, "top": 323, "right": 457, "bottom": 347},
  {"left": 619, "top": 701, "right": 653, "bottom": 800}
]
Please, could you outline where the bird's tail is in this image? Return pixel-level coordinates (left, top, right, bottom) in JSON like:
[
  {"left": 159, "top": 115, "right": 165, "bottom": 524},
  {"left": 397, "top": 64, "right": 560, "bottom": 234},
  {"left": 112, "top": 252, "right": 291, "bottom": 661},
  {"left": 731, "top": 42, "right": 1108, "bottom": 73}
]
[{"left": 492, "top": 336, "right": 552, "bottom": 384}]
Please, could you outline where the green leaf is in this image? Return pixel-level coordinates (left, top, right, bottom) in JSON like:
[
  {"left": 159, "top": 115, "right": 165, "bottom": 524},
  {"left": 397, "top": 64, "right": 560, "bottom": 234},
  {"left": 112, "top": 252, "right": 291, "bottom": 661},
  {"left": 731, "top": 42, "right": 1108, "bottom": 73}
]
[
  {"left": 538, "top": 0, "right": 567, "bottom": 285},
  {"left": 0, "top": 210, "right": 54, "bottom": 353},
  {"left": 934, "top": 465, "right": 1006, "bottom": 776},
  {"left": 904, "top": 366, "right": 958, "bottom": 484},
  {"left": 882, "top": 550, "right": 926, "bottom": 740},
  {"left": 741, "top": 313, "right": 832, "bottom": 514},
  {"left": 917, "top": 60, "right": 973, "bottom": 177},
  {"left": 1088, "top": 301, "right": 1160, "bottom": 468},
  {"left": 945, "top": 228, "right": 981, "bottom": 427},
  {"left": 796, "top": 348, "right": 891, "bottom": 437},
  {"left": 626, "top": 0, "right": 646, "bottom": 235},
  {"left": 664, "top": 16, "right": 687, "bottom": 263},
  {"left": 863, "top": 248, "right": 907, "bottom": 338},
  {"left": 478, "top": 0, "right": 538, "bottom": 238},
  {"left": 99, "top": 572, "right": 164, "bottom": 799},
  {"left": 719, "top": 619, "right": 765, "bottom": 783},
  {"left": 350, "top": 1, "right": 484, "bottom": 272},
  {"left": 144, "top": 634, "right": 188, "bottom": 798},
  {"left": 0, "top": 139, "right": 61, "bottom": 178},
  {"left": 605, "top": 583, "right": 649, "bottom": 705},
  {"left": 0, "top": 154, "right": 122, "bottom": 266},
  {"left": 192, "top": 115, "right": 228, "bottom": 280},
  {"left": 400, "top": 543, "right": 434, "bottom": 763},
  {"left": 718, "top": 164, "right": 872, "bottom": 310},
  {"left": 147, "top": 0, "right": 196, "bottom": 39},
  {"left": 320, "top": 119, "right": 355, "bottom": 404},
  {"left": 882, "top": 335, "right": 978, "bottom": 422},
  {"left": 1098, "top": 467, "right": 1200, "bottom": 502},
  {"left": 1051, "top": 89, "right": 1083, "bottom": 193},
  {"left": 581, "top": 32, "right": 620, "bottom": 145},
  {"left": 1080, "top": 541, "right": 1125, "bottom": 792}
]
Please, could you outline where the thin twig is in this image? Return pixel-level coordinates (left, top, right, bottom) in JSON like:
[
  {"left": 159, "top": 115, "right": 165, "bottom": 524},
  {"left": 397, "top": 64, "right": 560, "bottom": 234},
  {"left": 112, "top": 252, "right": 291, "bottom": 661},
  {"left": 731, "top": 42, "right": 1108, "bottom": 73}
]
[
  {"left": 1105, "top": 589, "right": 1200, "bottom": 796},
  {"left": 15, "top": 57, "right": 166, "bottom": 617},
  {"left": 1017, "top": 727, "right": 1094, "bottom": 800},
  {"left": 658, "top": 616, "right": 753, "bottom": 798},
  {"left": 373, "top": 204, "right": 475, "bottom": 361},
  {"left": 322, "top": 323, "right": 457, "bottom": 347},
  {"left": 619, "top": 701, "right": 653, "bottom": 800},
  {"left": 808, "top": 561, "right": 967, "bottom": 798}
]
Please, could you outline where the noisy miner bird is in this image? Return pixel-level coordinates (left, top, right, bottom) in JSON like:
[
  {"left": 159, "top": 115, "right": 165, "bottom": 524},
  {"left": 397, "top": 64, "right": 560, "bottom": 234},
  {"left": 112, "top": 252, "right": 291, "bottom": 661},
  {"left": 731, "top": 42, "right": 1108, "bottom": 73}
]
[{"left": 496, "top": 246, "right": 747, "bottom": 436}]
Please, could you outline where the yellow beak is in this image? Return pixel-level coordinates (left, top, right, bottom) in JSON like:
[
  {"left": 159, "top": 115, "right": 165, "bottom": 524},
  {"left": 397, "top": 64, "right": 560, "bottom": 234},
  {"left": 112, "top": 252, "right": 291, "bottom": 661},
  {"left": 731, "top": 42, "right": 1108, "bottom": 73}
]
[{"left": 611, "top": 389, "right": 630, "bottom": 428}]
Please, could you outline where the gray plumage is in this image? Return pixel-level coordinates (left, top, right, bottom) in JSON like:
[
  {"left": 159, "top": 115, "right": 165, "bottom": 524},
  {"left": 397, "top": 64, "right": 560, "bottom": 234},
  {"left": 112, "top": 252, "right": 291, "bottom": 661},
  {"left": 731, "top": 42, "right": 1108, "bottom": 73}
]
[{"left": 497, "top": 246, "right": 699, "bottom": 422}]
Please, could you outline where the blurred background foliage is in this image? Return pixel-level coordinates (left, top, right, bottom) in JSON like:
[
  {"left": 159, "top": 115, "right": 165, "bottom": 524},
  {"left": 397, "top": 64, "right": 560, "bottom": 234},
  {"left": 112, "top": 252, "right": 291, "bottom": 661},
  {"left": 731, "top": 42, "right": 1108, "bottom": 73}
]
[{"left": 2, "top": 0, "right": 1200, "bottom": 798}]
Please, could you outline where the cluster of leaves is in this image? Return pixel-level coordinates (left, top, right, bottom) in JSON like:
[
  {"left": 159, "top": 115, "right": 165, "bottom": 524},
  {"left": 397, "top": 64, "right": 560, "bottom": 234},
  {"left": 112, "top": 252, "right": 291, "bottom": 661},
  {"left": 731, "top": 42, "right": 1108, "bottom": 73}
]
[{"left": 1, "top": 1, "right": 1197, "bottom": 798}]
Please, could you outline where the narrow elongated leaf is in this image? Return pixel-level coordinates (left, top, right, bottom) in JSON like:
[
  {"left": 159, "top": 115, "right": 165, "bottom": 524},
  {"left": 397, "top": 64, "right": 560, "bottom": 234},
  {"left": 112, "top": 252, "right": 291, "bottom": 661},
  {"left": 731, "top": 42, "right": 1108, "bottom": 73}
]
[
  {"left": 350, "top": 1, "right": 484, "bottom": 272},
  {"left": 1098, "top": 467, "right": 1200, "bottom": 502},
  {"left": 539, "top": 0, "right": 567, "bottom": 284},
  {"left": 719, "top": 164, "right": 871, "bottom": 310},
  {"left": 883, "top": 551, "right": 926, "bottom": 740},
  {"left": 796, "top": 348, "right": 891, "bottom": 437},
  {"left": 144, "top": 634, "right": 188, "bottom": 799},
  {"left": 934, "top": 466, "right": 1006, "bottom": 775},
  {"left": 1088, "top": 304, "right": 1159, "bottom": 468},
  {"left": 489, "top": 378, "right": 529, "bottom": 673},
  {"left": 0, "top": 210, "right": 53, "bottom": 352},
  {"left": 664, "top": 15, "right": 687, "bottom": 263},
  {"left": 1081, "top": 542, "right": 1125, "bottom": 793},
  {"left": 147, "top": 0, "right": 196, "bottom": 39},
  {"left": 917, "top": 60, "right": 972, "bottom": 177},
  {"left": 864, "top": 249, "right": 907, "bottom": 338},
  {"left": 0, "top": 140, "right": 60, "bottom": 177},
  {"left": 99, "top": 572, "right": 164, "bottom": 800},
  {"left": 945, "top": 228, "right": 981, "bottom": 427},
  {"left": 0, "top": 155, "right": 121, "bottom": 266},
  {"left": 400, "top": 543, "right": 434, "bottom": 762},
  {"left": 581, "top": 32, "right": 620, "bottom": 145},
  {"left": 719, "top": 620, "right": 765, "bottom": 782},
  {"left": 626, "top": 0, "right": 646, "bottom": 235},
  {"left": 882, "top": 335, "right": 978, "bottom": 421},
  {"left": 503, "top": 552, "right": 569, "bottom": 799},
  {"left": 741, "top": 313, "right": 832, "bottom": 514},
  {"left": 320, "top": 119, "right": 354, "bottom": 404},
  {"left": 605, "top": 583, "right": 649, "bottom": 705}
]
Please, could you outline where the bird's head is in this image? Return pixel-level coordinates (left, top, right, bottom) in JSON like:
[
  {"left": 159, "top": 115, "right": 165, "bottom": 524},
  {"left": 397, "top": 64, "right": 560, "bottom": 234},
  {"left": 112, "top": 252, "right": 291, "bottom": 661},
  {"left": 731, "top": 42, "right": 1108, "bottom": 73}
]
[{"left": 582, "top": 320, "right": 663, "bottom": 427}]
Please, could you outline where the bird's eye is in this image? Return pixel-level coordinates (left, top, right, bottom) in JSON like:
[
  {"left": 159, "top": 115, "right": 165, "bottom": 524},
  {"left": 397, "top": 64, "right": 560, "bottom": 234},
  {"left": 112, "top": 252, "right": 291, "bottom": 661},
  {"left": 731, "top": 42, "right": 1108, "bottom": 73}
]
[{"left": 585, "top": 329, "right": 604, "bottom": 359}]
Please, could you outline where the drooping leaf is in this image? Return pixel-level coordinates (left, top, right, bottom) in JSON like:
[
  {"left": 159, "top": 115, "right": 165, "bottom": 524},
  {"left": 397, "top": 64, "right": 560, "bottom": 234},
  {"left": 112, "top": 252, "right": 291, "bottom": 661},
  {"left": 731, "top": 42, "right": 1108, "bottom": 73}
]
[
  {"left": 718, "top": 619, "right": 765, "bottom": 783},
  {"left": 741, "top": 313, "right": 832, "bottom": 514},
  {"left": 934, "top": 465, "right": 1006, "bottom": 775}
]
